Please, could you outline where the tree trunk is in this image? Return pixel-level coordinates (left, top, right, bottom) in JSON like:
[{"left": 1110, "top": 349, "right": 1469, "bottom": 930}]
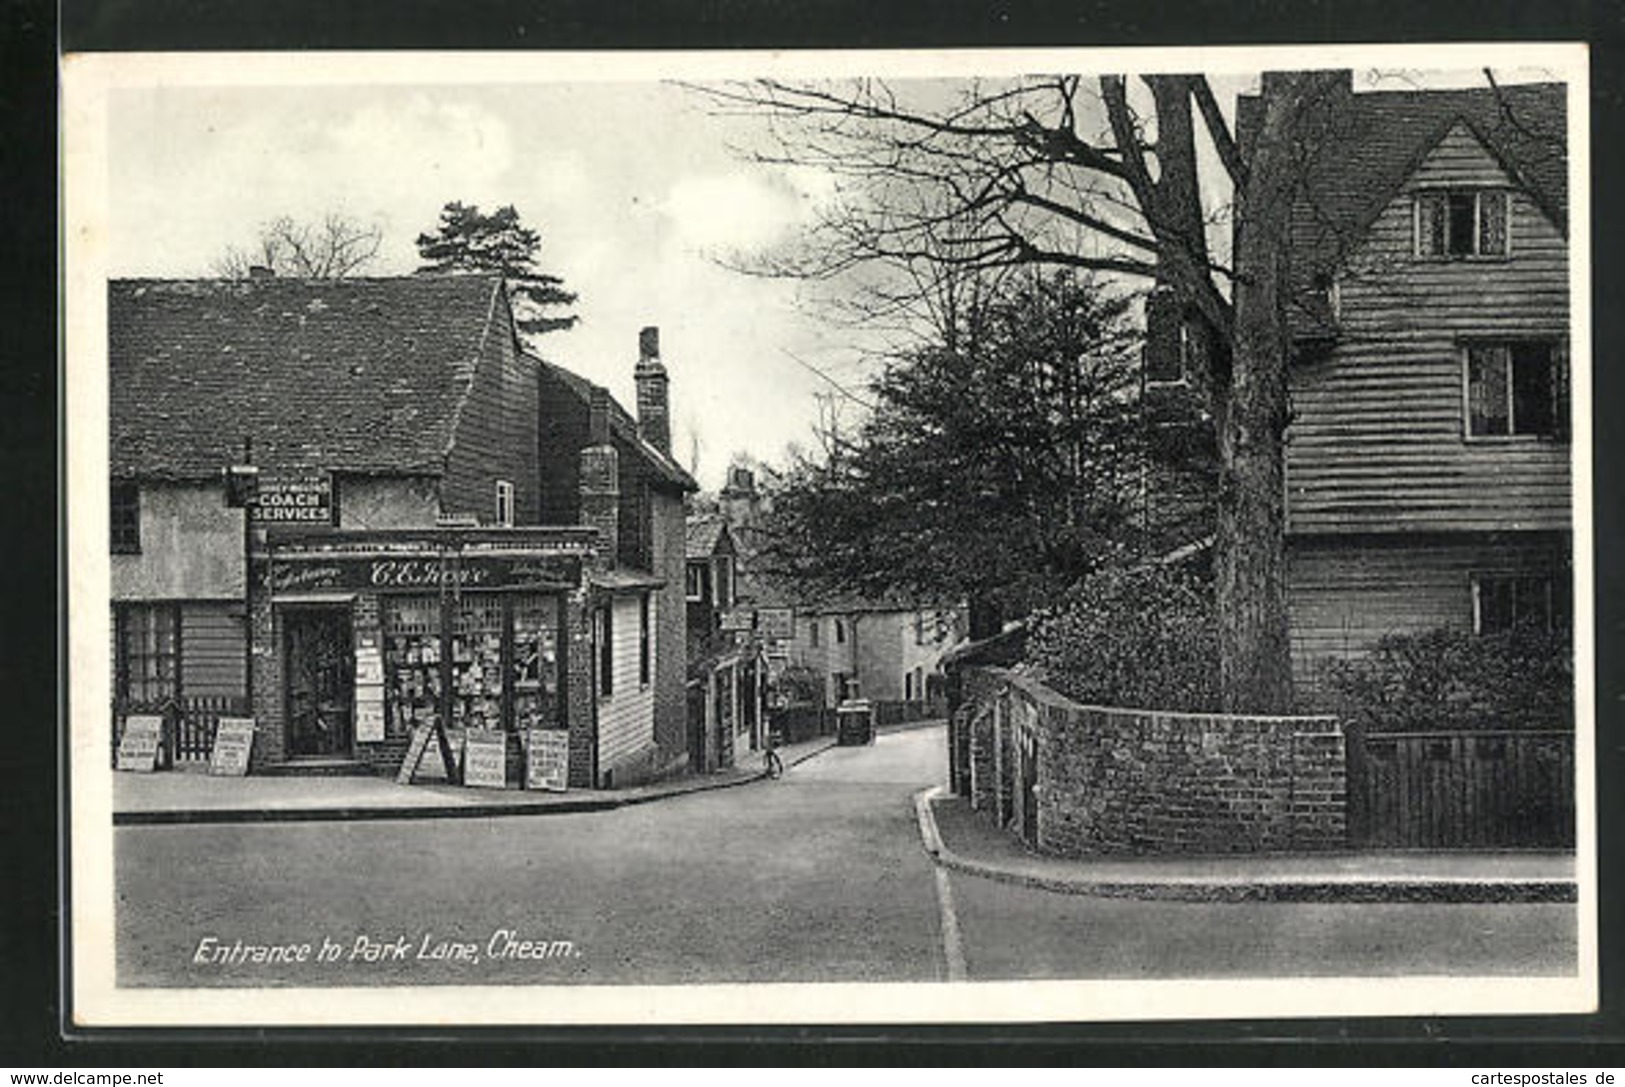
[{"left": 1216, "top": 75, "right": 1305, "bottom": 715}]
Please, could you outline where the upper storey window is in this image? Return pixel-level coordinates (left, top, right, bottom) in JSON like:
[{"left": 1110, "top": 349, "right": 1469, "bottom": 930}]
[
  {"left": 1416, "top": 189, "right": 1510, "bottom": 258},
  {"left": 1465, "top": 341, "right": 1566, "bottom": 440}
]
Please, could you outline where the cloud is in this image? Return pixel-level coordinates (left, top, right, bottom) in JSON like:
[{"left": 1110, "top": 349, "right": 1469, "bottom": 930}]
[{"left": 661, "top": 168, "right": 823, "bottom": 254}]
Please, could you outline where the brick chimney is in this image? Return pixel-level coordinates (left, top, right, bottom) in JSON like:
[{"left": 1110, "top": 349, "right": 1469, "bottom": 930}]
[
  {"left": 634, "top": 326, "right": 671, "bottom": 455},
  {"left": 719, "top": 465, "right": 759, "bottom": 527},
  {"left": 579, "top": 385, "right": 619, "bottom": 569}
]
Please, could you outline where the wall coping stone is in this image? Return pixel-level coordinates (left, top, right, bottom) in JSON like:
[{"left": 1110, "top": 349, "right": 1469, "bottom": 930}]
[{"left": 981, "top": 666, "right": 1338, "bottom": 727}]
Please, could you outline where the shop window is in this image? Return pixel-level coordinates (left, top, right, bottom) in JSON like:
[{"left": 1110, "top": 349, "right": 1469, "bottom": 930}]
[
  {"left": 451, "top": 596, "right": 505, "bottom": 732},
  {"left": 1466, "top": 341, "right": 1564, "bottom": 439},
  {"left": 1416, "top": 189, "right": 1510, "bottom": 258},
  {"left": 512, "top": 596, "right": 562, "bottom": 731},
  {"left": 384, "top": 593, "right": 565, "bottom": 737},
  {"left": 111, "top": 481, "right": 140, "bottom": 554},
  {"left": 638, "top": 594, "right": 651, "bottom": 687},
  {"left": 382, "top": 597, "right": 443, "bottom": 738},
  {"left": 495, "top": 480, "right": 515, "bottom": 527},
  {"left": 595, "top": 605, "right": 614, "bottom": 698},
  {"left": 1472, "top": 574, "right": 1567, "bottom": 635},
  {"left": 115, "top": 603, "right": 179, "bottom": 706}
]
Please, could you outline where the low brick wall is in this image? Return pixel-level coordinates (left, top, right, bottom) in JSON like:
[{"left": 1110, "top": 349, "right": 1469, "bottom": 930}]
[{"left": 957, "top": 667, "right": 1346, "bottom": 855}]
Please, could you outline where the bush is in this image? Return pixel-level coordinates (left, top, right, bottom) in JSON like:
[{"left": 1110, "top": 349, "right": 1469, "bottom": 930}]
[
  {"left": 1320, "top": 623, "right": 1572, "bottom": 733},
  {"left": 1026, "top": 563, "right": 1220, "bottom": 712}
]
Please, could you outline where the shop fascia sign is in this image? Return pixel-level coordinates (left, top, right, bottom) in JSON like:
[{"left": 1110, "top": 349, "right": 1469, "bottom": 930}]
[
  {"left": 271, "top": 552, "right": 582, "bottom": 594},
  {"left": 251, "top": 470, "right": 336, "bottom": 526}
]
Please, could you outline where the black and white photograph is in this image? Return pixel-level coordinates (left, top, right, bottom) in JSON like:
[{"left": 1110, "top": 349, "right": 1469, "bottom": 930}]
[{"left": 62, "top": 42, "right": 1595, "bottom": 1028}]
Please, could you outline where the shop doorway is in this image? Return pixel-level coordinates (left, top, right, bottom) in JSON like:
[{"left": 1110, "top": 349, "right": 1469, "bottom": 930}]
[{"left": 284, "top": 608, "right": 354, "bottom": 758}]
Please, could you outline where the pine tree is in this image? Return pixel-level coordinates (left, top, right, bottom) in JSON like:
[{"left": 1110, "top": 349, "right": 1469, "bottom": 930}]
[{"left": 415, "top": 201, "right": 579, "bottom": 335}]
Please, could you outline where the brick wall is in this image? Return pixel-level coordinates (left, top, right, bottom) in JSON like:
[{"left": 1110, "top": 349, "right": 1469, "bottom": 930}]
[
  {"left": 246, "top": 548, "right": 282, "bottom": 768},
  {"left": 960, "top": 667, "right": 1346, "bottom": 855}
]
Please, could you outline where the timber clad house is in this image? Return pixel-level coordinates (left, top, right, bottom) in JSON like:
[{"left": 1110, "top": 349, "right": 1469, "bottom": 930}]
[
  {"left": 109, "top": 274, "right": 696, "bottom": 787},
  {"left": 1238, "top": 75, "right": 1572, "bottom": 692},
  {"left": 948, "top": 74, "right": 1577, "bottom": 859}
]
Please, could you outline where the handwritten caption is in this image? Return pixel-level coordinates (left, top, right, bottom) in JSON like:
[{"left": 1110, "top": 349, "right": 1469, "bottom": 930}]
[{"left": 192, "top": 930, "right": 582, "bottom": 967}]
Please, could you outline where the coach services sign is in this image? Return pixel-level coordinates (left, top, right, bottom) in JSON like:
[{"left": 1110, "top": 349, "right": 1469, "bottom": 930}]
[{"left": 252, "top": 472, "right": 335, "bottom": 526}]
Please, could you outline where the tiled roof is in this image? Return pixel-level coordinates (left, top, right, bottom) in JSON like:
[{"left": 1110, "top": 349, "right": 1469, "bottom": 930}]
[
  {"left": 1237, "top": 79, "right": 1567, "bottom": 335},
  {"left": 532, "top": 355, "right": 698, "bottom": 492},
  {"left": 109, "top": 275, "right": 506, "bottom": 479},
  {"left": 684, "top": 515, "right": 731, "bottom": 558}
]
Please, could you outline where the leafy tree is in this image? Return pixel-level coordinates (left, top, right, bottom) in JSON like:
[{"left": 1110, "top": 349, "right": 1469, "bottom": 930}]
[
  {"left": 696, "top": 71, "right": 1364, "bottom": 712},
  {"left": 415, "top": 201, "right": 578, "bottom": 335},
  {"left": 760, "top": 269, "right": 1187, "bottom": 618},
  {"left": 214, "top": 212, "right": 382, "bottom": 279}
]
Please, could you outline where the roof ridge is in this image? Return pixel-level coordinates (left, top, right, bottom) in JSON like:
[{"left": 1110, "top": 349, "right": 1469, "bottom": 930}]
[{"left": 437, "top": 276, "right": 506, "bottom": 467}]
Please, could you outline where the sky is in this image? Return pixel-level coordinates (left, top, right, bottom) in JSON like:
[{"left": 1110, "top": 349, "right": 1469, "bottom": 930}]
[
  {"left": 98, "top": 53, "right": 1572, "bottom": 491},
  {"left": 106, "top": 78, "right": 860, "bottom": 489}
]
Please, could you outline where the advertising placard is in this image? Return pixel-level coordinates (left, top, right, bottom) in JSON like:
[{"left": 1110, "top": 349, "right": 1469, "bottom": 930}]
[
  {"left": 207, "top": 717, "right": 255, "bottom": 776},
  {"left": 353, "top": 691, "right": 385, "bottom": 742},
  {"left": 462, "top": 729, "right": 507, "bottom": 789},
  {"left": 396, "top": 725, "right": 433, "bottom": 785},
  {"left": 251, "top": 471, "right": 335, "bottom": 526},
  {"left": 354, "top": 648, "right": 384, "bottom": 686},
  {"left": 526, "top": 729, "right": 569, "bottom": 792},
  {"left": 115, "top": 715, "right": 164, "bottom": 772}
]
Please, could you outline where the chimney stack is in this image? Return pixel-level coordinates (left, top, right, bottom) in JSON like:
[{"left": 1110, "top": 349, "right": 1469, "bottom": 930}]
[
  {"left": 634, "top": 326, "right": 671, "bottom": 455},
  {"left": 580, "top": 385, "right": 619, "bottom": 568}
]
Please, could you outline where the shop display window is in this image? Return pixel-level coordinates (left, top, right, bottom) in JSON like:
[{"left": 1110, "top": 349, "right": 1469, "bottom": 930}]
[
  {"left": 452, "top": 596, "right": 505, "bottom": 732},
  {"left": 382, "top": 596, "right": 442, "bottom": 738},
  {"left": 381, "top": 592, "right": 564, "bottom": 739},
  {"left": 513, "top": 596, "right": 562, "bottom": 731}
]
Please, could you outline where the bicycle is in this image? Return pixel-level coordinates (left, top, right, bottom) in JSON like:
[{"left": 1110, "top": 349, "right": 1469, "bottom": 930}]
[{"left": 762, "top": 728, "right": 785, "bottom": 779}]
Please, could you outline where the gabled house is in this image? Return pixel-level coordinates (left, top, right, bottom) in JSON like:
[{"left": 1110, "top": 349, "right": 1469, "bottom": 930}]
[
  {"left": 683, "top": 514, "right": 765, "bottom": 770},
  {"left": 1232, "top": 75, "right": 1572, "bottom": 693},
  {"left": 108, "top": 275, "right": 695, "bottom": 787},
  {"left": 534, "top": 325, "right": 698, "bottom": 784}
]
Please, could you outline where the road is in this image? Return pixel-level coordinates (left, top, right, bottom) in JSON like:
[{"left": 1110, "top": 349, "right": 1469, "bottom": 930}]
[{"left": 114, "top": 724, "right": 1576, "bottom": 987}]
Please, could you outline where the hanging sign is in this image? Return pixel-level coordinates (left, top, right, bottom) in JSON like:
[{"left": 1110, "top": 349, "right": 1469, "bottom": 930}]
[
  {"left": 115, "top": 715, "right": 164, "bottom": 772},
  {"left": 463, "top": 730, "right": 508, "bottom": 789},
  {"left": 251, "top": 472, "right": 335, "bottom": 526},
  {"left": 757, "top": 607, "right": 795, "bottom": 641},
  {"left": 207, "top": 717, "right": 255, "bottom": 777},
  {"left": 396, "top": 725, "right": 433, "bottom": 784},
  {"left": 526, "top": 729, "right": 570, "bottom": 792}
]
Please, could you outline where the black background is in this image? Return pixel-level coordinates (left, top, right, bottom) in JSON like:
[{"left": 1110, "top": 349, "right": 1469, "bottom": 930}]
[{"left": 12, "top": 0, "right": 1625, "bottom": 1066}]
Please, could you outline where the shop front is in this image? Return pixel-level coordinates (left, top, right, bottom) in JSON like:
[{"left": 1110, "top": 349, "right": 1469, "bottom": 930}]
[{"left": 253, "top": 530, "right": 597, "bottom": 784}]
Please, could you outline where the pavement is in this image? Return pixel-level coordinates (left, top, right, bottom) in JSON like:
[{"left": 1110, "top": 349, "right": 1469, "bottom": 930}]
[
  {"left": 111, "top": 732, "right": 839, "bottom": 825},
  {"left": 110, "top": 721, "right": 1577, "bottom": 904}
]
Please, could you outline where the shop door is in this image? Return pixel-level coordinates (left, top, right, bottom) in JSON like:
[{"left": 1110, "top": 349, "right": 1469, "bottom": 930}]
[{"left": 284, "top": 609, "right": 354, "bottom": 758}]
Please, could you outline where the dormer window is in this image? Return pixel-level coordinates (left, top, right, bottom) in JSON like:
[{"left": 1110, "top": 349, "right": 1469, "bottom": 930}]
[{"left": 1416, "top": 189, "right": 1510, "bottom": 258}]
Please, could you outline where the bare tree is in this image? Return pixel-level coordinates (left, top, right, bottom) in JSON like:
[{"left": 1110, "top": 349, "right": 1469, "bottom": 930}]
[
  {"left": 695, "top": 71, "right": 1357, "bottom": 713},
  {"left": 214, "top": 212, "right": 384, "bottom": 279}
]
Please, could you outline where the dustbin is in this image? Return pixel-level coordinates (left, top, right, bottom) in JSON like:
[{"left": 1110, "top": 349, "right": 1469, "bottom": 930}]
[{"left": 835, "top": 699, "right": 875, "bottom": 746}]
